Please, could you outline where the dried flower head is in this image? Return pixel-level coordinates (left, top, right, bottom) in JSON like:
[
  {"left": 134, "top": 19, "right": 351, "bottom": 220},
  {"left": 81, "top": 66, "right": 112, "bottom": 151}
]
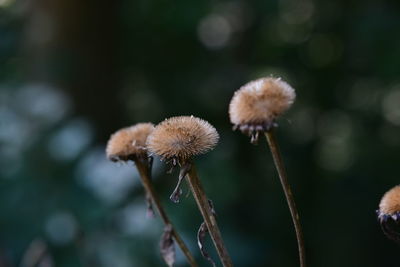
[
  {"left": 106, "top": 123, "right": 154, "bottom": 161},
  {"left": 378, "top": 185, "right": 400, "bottom": 220},
  {"left": 146, "top": 116, "right": 219, "bottom": 164},
  {"left": 377, "top": 185, "right": 400, "bottom": 243},
  {"left": 229, "top": 77, "right": 295, "bottom": 142}
]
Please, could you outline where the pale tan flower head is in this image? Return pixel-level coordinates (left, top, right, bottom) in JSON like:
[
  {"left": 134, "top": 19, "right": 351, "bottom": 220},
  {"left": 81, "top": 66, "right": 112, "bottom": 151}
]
[
  {"left": 229, "top": 77, "right": 296, "bottom": 135},
  {"left": 106, "top": 123, "right": 154, "bottom": 161},
  {"left": 377, "top": 185, "right": 400, "bottom": 243},
  {"left": 379, "top": 185, "right": 400, "bottom": 216},
  {"left": 146, "top": 116, "right": 219, "bottom": 163}
]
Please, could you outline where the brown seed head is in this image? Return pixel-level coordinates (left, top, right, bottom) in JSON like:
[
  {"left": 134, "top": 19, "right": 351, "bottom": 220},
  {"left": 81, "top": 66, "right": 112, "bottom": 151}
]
[
  {"left": 377, "top": 185, "right": 400, "bottom": 244},
  {"left": 229, "top": 77, "right": 296, "bottom": 132},
  {"left": 379, "top": 185, "right": 400, "bottom": 215},
  {"left": 146, "top": 116, "right": 219, "bottom": 163},
  {"left": 106, "top": 123, "right": 154, "bottom": 161}
]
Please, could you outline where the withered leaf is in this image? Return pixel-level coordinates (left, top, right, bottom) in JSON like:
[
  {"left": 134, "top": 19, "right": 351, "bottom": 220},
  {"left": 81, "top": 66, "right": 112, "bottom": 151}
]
[
  {"left": 170, "top": 163, "right": 190, "bottom": 203},
  {"left": 160, "top": 224, "right": 175, "bottom": 267},
  {"left": 197, "top": 222, "right": 216, "bottom": 267}
]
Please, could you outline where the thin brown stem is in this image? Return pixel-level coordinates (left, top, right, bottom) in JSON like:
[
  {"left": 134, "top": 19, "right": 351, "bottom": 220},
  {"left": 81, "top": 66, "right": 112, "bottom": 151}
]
[
  {"left": 134, "top": 159, "right": 198, "bottom": 267},
  {"left": 265, "top": 130, "right": 306, "bottom": 267},
  {"left": 185, "top": 162, "right": 233, "bottom": 267}
]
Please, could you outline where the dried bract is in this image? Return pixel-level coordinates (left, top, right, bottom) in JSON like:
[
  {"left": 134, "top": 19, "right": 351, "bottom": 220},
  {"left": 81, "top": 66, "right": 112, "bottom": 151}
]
[
  {"left": 229, "top": 77, "right": 295, "bottom": 142},
  {"left": 106, "top": 123, "right": 154, "bottom": 161},
  {"left": 147, "top": 116, "right": 219, "bottom": 163}
]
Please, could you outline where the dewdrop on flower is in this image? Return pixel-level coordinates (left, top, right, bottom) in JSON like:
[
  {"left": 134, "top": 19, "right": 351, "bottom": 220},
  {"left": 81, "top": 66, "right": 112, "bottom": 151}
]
[
  {"left": 146, "top": 116, "right": 219, "bottom": 165},
  {"left": 229, "top": 77, "right": 296, "bottom": 143},
  {"left": 377, "top": 185, "right": 400, "bottom": 243},
  {"left": 106, "top": 123, "right": 154, "bottom": 162}
]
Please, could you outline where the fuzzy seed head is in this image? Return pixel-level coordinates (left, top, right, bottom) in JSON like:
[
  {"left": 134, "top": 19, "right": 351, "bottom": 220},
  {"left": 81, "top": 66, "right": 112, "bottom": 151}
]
[
  {"left": 146, "top": 116, "right": 219, "bottom": 162},
  {"left": 379, "top": 185, "right": 400, "bottom": 215},
  {"left": 106, "top": 123, "right": 154, "bottom": 161},
  {"left": 229, "top": 77, "right": 296, "bottom": 128}
]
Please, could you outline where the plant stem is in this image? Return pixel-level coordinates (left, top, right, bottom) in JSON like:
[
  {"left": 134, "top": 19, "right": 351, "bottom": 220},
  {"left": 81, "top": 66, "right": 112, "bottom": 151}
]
[
  {"left": 134, "top": 159, "right": 198, "bottom": 267},
  {"left": 265, "top": 130, "right": 306, "bottom": 267},
  {"left": 186, "top": 162, "right": 233, "bottom": 267}
]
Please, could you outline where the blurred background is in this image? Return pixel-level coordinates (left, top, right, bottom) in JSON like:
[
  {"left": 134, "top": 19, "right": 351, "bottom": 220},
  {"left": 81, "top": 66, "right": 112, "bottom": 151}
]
[{"left": 1, "top": 0, "right": 400, "bottom": 266}]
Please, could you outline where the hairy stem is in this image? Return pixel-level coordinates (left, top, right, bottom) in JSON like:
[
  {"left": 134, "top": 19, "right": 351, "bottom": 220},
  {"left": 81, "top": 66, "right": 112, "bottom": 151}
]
[
  {"left": 134, "top": 159, "right": 198, "bottom": 267},
  {"left": 265, "top": 130, "right": 306, "bottom": 267},
  {"left": 185, "top": 162, "right": 233, "bottom": 267}
]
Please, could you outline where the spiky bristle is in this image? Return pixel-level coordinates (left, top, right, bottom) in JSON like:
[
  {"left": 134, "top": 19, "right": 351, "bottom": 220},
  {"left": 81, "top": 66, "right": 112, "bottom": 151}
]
[
  {"left": 106, "top": 123, "right": 154, "bottom": 161},
  {"left": 146, "top": 116, "right": 219, "bottom": 162}
]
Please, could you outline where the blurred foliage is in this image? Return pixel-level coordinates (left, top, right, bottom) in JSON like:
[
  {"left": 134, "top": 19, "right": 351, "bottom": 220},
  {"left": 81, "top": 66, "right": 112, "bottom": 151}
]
[{"left": 1, "top": 0, "right": 400, "bottom": 266}]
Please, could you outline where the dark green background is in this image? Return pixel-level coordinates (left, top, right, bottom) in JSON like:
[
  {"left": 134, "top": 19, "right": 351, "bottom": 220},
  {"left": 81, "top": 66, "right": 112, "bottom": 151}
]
[{"left": 1, "top": 0, "right": 400, "bottom": 266}]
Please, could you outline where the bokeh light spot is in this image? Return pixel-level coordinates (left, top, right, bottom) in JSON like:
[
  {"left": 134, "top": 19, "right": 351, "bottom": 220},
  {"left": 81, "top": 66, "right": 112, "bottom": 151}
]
[
  {"left": 198, "top": 14, "right": 232, "bottom": 49},
  {"left": 75, "top": 148, "right": 139, "bottom": 204},
  {"left": 48, "top": 119, "right": 92, "bottom": 161},
  {"left": 279, "top": 0, "right": 314, "bottom": 25},
  {"left": 0, "top": 0, "right": 15, "bottom": 8},
  {"left": 316, "top": 110, "right": 354, "bottom": 172},
  {"left": 45, "top": 212, "right": 78, "bottom": 246},
  {"left": 305, "top": 34, "right": 342, "bottom": 68},
  {"left": 16, "top": 83, "right": 70, "bottom": 125},
  {"left": 382, "top": 86, "right": 400, "bottom": 126}
]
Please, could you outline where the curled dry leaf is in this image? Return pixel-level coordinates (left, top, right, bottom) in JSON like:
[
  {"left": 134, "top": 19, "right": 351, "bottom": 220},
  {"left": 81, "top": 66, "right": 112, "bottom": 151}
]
[
  {"left": 170, "top": 163, "right": 191, "bottom": 203},
  {"left": 197, "top": 222, "right": 216, "bottom": 267},
  {"left": 160, "top": 224, "right": 175, "bottom": 267},
  {"left": 197, "top": 199, "right": 217, "bottom": 267}
]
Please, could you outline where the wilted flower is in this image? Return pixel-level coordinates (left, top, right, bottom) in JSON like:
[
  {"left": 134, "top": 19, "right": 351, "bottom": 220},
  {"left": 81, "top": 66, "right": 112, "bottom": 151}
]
[
  {"left": 147, "top": 116, "right": 219, "bottom": 164},
  {"left": 149, "top": 116, "right": 232, "bottom": 265},
  {"left": 229, "top": 77, "right": 295, "bottom": 143},
  {"left": 106, "top": 123, "right": 154, "bottom": 162},
  {"left": 106, "top": 122, "right": 197, "bottom": 265},
  {"left": 377, "top": 185, "right": 400, "bottom": 243}
]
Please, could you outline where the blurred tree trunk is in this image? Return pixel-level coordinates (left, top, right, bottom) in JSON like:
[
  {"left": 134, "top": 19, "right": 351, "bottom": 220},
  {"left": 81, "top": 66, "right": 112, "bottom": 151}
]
[{"left": 23, "top": 0, "right": 123, "bottom": 139}]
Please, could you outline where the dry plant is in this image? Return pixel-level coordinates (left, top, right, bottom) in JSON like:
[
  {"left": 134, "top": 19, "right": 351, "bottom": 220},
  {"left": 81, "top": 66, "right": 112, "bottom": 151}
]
[
  {"left": 106, "top": 123, "right": 197, "bottom": 267},
  {"left": 147, "top": 116, "right": 233, "bottom": 267},
  {"left": 20, "top": 239, "right": 53, "bottom": 267},
  {"left": 377, "top": 185, "right": 400, "bottom": 243},
  {"left": 229, "top": 77, "right": 306, "bottom": 267}
]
